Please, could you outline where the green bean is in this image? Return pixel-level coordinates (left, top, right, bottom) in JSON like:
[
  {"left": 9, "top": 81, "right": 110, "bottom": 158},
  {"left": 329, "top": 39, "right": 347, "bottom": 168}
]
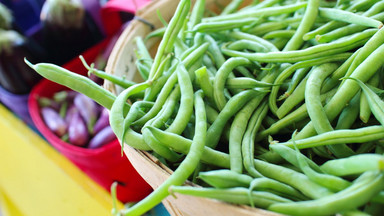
[
  {"left": 169, "top": 186, "right": 293, "bottom": 209},
  {"left": 269, "top": 144, "right": 322, "bottom": 172},
  {"left": 224, "top": 77, "right": 276, "bottom": 89},
  {"left": 229, "top": 96, "right": 262, "bottom": 173},
  {"left": 346, "top": 77, "right": 384, "bottom": 128},
  {"left": 335, "top": 92, "right": 360, "bottom": 130},
  {"left": 145, "top": 86, "right": 180, "bottom": 130},
  {"left": 79, "top": 56, "right": 137, "bottom": 89},
  {"left": 321, "top": 49, "right": 359, "bottom": 94},
  {"left": 222, "top": 29, "right": 376, "bottom": 63},
  {"left": 147, "top": 0, "right": 190, "bottom": 80},
  {"left": 240, "top": 0, "right": 280, "bottom": 11},
  {"left": 245, "top": 17, "right": 302, "bottom": 37},
  {"left": 120, "top": 90, "right": 207, "bottom": 216},
  {"left": 142, "top": 128, "right": 181, "bottom": 162},
  {"left": 274, "top": 125, "right": 384, "bottom": 150},
  {"left": 318, "top": 7, "right": 383, "bottom": 29},
  {"left": 242, "top": 101, "right": 268, "bottom": 178},
  {"left": 268, "top": 171, "right": 384, "bottom": 216},
  {"left": 135, "top": 36, "right": 152, "bottom": 80},
  {"left": 270, "top": 53, "right": 351, "bottom": 117},
  {"left": 146, "top": 126, "right": 230, "bottom": 168},
  {"left": 227, "top": 30, "right": 279, "bottom": 52},
  {"left": 202, "top": 2, "right": 307, "bottom": 23},
  {"left": 253, "top": 158, "right": 334, "bottom": 199},
  {"left": 207, "top": 89, "right": 261, "bottom": 149},
  {"left": 248, "top": 177, "right": 308, "bottom": 202},
  {"left": 296, "top": 38, "right": 384, "bottom": 140},
  {"left": 144, "top": 27, "right": 166, "bottom": 42},
  {"left": 140, "top": 88, "right": 182, "bottom": 161},
  {"left": 110, "top": 82, "right": 152, "bottom": 151},
  {"left": 186, "top": 0, "right": 206, "bottom": 46},
  {"left": 258, "top": 102, "right": 309, "bottom": 141},
  {"left": 276, "top": 72, "right": 309, "bottom": 119},
  {"left": 303, "top": 0, "right": 380, "bottom": 40},
  {"left": 25, "top": 60, "right": 117, "bottom": 110},
  {"left": 198, "top": 169, "right": 253, "bottom": 188},
  {"left": 283, "top": 0, "right": 319, "bottom": 51},
  {"left": 195, "top": 66, "right": 214, "bottom": 102},
  {"left": 263, "top": 30, "right": 296, "bottom": 39},
  {"left": 205, "top": 104, "right": 219, "bottom": 124},
  {"left": 317, "top": 12, "right": 384, "bottom": 43},
  {"left": 204, "top": 34, "right": 227, "bottom": 68},
  {"left": 305, "top": 63, "right": 355, "bottom": 157},
  {"left": 283, "top": 68, "right": 310, "bottom": 101},
  {"left": 359, "top": 73, "right": 380, "bottom": 123},
  {"left": 293, "top": 142, "right": 352, "bottom": 192},
  {"left": 213, "top": 57, "right": 252, "bottom": 110},
  {"left": 221, "top": 0, "right": 244, "bottom": 15},
  {"left": 165, "top": 64, "right": 194, "bottom": 135},
  {"left": 227, "top": 39, "right": 270, "bottom": 53},
  {"left": 303, "top": 21, "right": 346, "bottom": 41},
  {"left": 134, "top": 72, "right": 178, "bottom": 127},
  {"left": 135, "top": 59, "right": 151, "bottom": 81},
  {"left": 193, "top": 18, "right": 257, "bottom": 33}
]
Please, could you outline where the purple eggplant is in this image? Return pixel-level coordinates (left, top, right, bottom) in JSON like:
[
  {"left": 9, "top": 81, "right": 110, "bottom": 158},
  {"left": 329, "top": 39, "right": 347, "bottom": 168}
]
[
  {"left": 40, "top": 107, "right": 67, "bottom": 137},
  {"left": 73, "top": 93, "right": 99, "bottom": 134},
  {"left": 65, "top": 105, "right": 78, "bottom": 124},
  {"left": 88, "top": 126, "right": 116, "bottom": 149},
  {"left": 67, "top": 110, "right": 89, "bottom": 147},
  {"left": 93, "top": 107, "right": 109, "bottom": 134}
]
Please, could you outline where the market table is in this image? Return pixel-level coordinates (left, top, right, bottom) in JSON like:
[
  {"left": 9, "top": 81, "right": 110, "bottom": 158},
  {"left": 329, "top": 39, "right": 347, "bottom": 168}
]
[{"left": 0, "top": 104, "right": 121, "bottom": 216}]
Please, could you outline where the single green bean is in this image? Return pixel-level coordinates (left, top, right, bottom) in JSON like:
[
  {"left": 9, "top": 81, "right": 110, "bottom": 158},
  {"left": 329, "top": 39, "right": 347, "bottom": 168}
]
[
  {"left": 359, "top": 73, "right": 380, "bottom": 123},
  {"left": 221, "top": 0, "right": 244, "bottom": 15},
  {"left": 170, "top": 186, "right": 293, "bottom": 209},
  {"left": 198, "top": 169, "right": 253, "bottom": 188},
  {"left": 263, "top": 30, "right": 296, "bottom": 39},
  {"left": 283, "top": 0, "right": 319, "bottom": 51},
  {"left": 202, "top": 2, "right": 307, "bottom": 23},
  {"left": 274, "top": 126, "right": 384, "bottom": 150},
  {"left": 193, "top": 18, "right": 257, "bottom": 33},
  {"left": 222, "top": 29, "right": 376, "bottom": 63},
  {"left": 165, "top": 64, "right": 194, "bottom": 135},
  {"left": 25, "top": 60, "right": 117, "bottom": 110},
  {"left": 318, "top": 7, "right": 383, "bottom": 29},
  {"left": 224, "top": 77, "right": 276, "bottom": 89}
]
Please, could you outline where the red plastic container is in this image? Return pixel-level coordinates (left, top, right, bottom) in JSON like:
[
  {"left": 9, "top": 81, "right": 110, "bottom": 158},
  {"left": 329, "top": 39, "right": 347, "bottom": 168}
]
[{"left": 28, "top": 40, "right": 152, "bottom": 203}]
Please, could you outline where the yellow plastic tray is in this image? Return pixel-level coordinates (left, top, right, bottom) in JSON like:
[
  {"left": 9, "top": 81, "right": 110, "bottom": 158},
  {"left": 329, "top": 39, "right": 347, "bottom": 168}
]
[{"left": 0, "top": 104, "right": 122, "bottom": 216}]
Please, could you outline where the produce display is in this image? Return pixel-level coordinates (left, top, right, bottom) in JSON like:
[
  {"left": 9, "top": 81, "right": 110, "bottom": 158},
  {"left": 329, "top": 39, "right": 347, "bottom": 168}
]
[
  {"left": 38, "top": 90, "right": 116, "bottom": 149},
  {"left": 26, "top": 0, "right": 384, "bottom": 215}
]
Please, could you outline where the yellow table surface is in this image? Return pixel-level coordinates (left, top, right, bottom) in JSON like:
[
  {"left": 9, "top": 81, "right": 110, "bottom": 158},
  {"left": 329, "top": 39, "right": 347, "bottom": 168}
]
[{"left": 0, "top": 104, "right": 123, "bottom": 216}]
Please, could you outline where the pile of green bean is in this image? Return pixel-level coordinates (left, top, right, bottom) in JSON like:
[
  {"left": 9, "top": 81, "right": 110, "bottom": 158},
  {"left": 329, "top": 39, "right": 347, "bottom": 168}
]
[{"left": 26, "top": 0, "right": 384, "bottom": 215}]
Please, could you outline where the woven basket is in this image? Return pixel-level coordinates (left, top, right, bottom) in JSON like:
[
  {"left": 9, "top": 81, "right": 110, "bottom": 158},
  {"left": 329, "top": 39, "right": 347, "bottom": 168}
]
[{"left": 105, "top": 0, "right": 281, "bottom": 215}]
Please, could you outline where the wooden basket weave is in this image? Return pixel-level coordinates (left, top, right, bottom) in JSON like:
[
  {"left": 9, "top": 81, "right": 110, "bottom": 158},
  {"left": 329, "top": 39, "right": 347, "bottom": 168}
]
[{"left": 105, "top": 0, "right": 280, "bottom": 215}]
